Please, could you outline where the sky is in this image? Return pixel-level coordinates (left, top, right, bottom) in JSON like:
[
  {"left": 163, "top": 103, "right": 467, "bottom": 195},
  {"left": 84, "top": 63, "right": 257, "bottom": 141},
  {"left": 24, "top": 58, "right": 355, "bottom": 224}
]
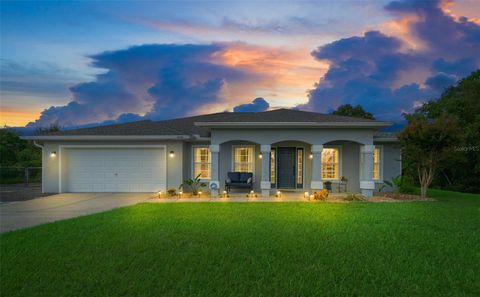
[{"left": 0, "top": 0, "right": 479, "bottom": 128}]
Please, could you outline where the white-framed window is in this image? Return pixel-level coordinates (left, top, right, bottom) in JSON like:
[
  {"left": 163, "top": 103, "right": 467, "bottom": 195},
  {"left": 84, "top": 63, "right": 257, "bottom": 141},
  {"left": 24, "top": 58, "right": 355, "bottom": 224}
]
[
  {"left": 232, "top": 146, "right": 254, "bottom": 173},
  {"left": 321, "top": 146, "right": 341, "bottom": 180},
  {"left": 192, "top": 146, "right": 211, "bottom": 179},
  {"left": 373, "top": 146, "right": 382, "bottom": 181}
]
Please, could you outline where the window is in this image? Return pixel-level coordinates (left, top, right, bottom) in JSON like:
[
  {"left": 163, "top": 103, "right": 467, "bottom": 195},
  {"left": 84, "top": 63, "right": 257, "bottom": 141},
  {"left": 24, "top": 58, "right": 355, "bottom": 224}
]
[
  {"left": 297, "top": 148, "right": 303, "bottom": 187},
  {"left": 193, "top": 147, "right": 211, "bottom": 179},
  {"left": 233, "top": 146, "right": 254, "bottom": 172},
  {"left": 270, "top": 148, "right": 276, "bottom": 186},
  {"left": 321, "top": 148, "right": 339, "bottom": 180},
  {"left": 373, "top": 147, "right": 381, "bottom": 180}
]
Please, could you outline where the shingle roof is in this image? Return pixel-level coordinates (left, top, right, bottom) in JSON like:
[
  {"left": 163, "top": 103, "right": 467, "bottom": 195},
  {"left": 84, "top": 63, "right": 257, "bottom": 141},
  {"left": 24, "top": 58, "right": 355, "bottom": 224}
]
[
  {"left": 52, "top": 120, "right": 184, "bottom": 136},
  {"left": 194, "top": 109, "right": 379, "bottom": 123},
  {"left": 51, "top": 109, "right": 391, "bottom": 137}
]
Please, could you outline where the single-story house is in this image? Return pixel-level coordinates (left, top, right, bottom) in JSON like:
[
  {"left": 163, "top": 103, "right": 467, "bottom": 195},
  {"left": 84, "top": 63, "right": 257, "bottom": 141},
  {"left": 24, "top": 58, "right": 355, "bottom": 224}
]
[{"left": 24, "top": 109, "right": 400, "bottom": 197}]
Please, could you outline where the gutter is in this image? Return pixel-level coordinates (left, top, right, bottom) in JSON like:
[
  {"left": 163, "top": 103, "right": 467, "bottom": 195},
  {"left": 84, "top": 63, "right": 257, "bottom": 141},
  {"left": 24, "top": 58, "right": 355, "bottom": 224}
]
[
  {"left": 194, "top": 121, "right": 393, "bottom": 128},
  {"left": 373, "top": 137, "right": 398, "bottom": 142},
  {"left": 21, "top": 135, "right": 192, "bottom": 141}
]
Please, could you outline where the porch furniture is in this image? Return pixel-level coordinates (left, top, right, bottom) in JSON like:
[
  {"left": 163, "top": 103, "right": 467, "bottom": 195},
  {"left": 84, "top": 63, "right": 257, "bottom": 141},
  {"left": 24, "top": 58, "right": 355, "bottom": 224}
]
[
  {"left": 225, "top": 172, "right": 253, "bottom": 193},
  {"left": 338, "top": 176, "right": 348, "bottom": 193},
  {"left": 324, "top": 181, "right": 332, "bottom": 192}
]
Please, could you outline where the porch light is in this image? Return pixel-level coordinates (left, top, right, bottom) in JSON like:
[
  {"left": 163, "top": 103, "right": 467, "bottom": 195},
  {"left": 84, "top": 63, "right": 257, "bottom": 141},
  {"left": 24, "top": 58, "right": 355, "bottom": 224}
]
[
  {"left": 309, "top": 154, "right": 313, "bottom": 159},
  {"left": 50, "top": 151, "right": 57, "bottom": 157},
  {"left": 169, "top": 151, "right": 175, "bottom": 158},
  {"left": 259, "top": 154, "right": 262, "bottom": 159}
]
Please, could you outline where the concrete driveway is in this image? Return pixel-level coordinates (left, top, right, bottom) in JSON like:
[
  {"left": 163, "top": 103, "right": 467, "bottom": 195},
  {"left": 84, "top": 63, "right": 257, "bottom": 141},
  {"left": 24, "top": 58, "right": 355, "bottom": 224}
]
[{"left": 0, "top": 193, "right": 153, "bottom": 233}]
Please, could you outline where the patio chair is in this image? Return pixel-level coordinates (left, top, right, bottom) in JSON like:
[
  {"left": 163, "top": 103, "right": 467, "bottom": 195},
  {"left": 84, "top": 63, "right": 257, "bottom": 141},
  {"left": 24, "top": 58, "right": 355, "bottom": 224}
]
[
  {"left": 225, "top": 172, "right": 253, "bottom": 193},
  {"left": 324, "top": 181, "right": 332, "bottom": 192}
]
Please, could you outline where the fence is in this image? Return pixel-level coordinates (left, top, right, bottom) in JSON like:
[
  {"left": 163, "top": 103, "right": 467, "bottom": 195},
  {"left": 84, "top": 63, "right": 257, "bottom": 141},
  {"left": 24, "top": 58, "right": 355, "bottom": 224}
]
[{"left": 0, "top": 166, "right": 42, "bottom": 185}]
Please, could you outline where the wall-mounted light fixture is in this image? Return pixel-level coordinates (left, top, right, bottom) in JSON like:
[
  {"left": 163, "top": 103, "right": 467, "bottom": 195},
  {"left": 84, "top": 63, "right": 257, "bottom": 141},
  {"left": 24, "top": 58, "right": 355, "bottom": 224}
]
[
  {"left": 169, "top": 151, "right": 175, "bottom": 158},
  {"left": 309, "top": 154, "right": 313, "bottom": 159},
  {"left": 50, "top": 151, "right": 57, "bottom": 157},
  {"left": 259, "top": 154, "right": 263, "bottom": 159}
]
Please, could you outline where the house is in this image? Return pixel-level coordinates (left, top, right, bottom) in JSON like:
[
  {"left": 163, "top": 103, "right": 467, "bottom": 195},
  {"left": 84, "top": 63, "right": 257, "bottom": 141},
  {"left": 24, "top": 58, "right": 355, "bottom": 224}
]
[{"left": 24, "top": 109, "right": 400, "bottom": 197}]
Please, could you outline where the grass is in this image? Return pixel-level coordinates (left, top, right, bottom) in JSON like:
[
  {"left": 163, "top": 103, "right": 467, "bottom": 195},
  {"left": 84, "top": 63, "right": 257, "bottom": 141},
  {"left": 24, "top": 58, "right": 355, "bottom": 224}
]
[{"left": 1, "top": 190, "right": 479, "bottom": 297}]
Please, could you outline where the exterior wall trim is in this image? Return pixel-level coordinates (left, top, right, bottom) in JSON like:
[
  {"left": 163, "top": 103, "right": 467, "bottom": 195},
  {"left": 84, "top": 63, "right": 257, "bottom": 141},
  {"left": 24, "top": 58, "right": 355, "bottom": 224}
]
[{"left": 195, "top": 122, "right": 392, "bottom": 128}]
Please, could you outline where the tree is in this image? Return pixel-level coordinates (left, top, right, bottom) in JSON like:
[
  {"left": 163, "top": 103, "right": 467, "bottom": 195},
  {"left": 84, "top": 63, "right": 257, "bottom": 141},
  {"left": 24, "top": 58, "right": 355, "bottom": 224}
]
[
  {"left": 331, "top": 104, "right": 375, "bottom": 120},
  {"left": 408, "top": 70, "right": 480, "bottom": 193},
  {"left": 35, "top": 124, "right": 60, "bottom": 135},
  {"left": 398, "top": 115, "right": 461, "bottom": 198}
]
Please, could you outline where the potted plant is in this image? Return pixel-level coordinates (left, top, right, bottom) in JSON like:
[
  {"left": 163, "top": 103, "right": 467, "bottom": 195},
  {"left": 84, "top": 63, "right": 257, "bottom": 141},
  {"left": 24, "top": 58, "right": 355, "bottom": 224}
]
[{"left": 179, "top": 174, "right": 207, "bottom": 196}]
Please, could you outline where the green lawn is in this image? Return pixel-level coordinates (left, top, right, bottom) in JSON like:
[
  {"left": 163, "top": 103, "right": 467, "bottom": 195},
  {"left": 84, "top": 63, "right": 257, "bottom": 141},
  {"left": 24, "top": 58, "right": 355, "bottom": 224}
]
[{"left": 1, "top": 190, "right": 479, "bottom": 297}]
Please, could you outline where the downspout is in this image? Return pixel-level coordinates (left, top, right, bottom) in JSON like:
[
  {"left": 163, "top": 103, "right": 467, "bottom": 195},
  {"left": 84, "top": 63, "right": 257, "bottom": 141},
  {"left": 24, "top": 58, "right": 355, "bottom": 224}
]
[{"left": 33, "top": 141, "right": 45, "bottom": 193}]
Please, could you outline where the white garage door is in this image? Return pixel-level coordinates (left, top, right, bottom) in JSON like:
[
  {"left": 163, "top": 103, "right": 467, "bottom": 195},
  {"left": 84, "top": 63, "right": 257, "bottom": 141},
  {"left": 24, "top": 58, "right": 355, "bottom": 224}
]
[{"left": 65, "top": 147, "right": 166, "bottom": 192}]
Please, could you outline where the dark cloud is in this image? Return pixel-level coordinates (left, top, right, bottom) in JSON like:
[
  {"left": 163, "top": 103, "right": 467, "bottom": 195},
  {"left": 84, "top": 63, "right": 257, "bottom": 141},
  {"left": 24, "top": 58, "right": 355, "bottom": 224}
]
[
  {"left": 27, "top": 44, "right": 253, "bottom": 127},
  {"left": 300, "top": 0, "right": 480, "bottom": 121},
  {"left": 0, "top": 59, "right": 82, "bottom": 99},
  {"left": 233, "top": 97, "right": 270, "bottom": 112}
]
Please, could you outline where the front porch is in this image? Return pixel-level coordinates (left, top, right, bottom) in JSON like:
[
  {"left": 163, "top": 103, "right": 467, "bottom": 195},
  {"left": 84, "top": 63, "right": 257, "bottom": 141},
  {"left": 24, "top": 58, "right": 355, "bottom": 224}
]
[{"left": 202, "top": 129, "right": 379, "bottom": 197}]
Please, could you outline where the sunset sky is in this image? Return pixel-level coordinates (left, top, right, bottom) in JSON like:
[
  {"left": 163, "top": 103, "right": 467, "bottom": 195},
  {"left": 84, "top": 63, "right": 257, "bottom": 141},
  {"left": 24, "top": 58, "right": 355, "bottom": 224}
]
[{"left": 1, "top": 0, "right": 479, "bottom": 127}]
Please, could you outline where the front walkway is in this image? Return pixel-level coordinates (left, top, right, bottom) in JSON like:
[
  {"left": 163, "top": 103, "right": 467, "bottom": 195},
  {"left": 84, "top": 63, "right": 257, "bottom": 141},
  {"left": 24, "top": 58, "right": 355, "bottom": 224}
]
[
  {"left": 149, "top": 192, "right": 352, "bottom": 203},
  {"left": 0, "top": 193, "right": 152, "bottom": 233}
]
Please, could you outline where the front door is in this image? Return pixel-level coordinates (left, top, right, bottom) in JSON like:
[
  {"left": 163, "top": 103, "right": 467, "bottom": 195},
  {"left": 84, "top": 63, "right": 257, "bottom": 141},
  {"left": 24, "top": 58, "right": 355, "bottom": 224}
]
[{"left": 277, "top": 147, "right": 296, "bottom": 189}]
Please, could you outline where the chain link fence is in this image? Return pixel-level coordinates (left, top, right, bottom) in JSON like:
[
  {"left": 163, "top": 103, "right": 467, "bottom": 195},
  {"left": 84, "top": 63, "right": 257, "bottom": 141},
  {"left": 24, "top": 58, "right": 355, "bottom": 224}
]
[{"left": 0, "top": 166, "right": 42, "bottom": 186}]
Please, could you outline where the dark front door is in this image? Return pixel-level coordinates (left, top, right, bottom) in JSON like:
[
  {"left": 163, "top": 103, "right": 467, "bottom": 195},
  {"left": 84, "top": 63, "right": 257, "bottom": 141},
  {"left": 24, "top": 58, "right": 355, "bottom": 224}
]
[{"left": 277, "top": 147, "right": 296, "bottom": 189}]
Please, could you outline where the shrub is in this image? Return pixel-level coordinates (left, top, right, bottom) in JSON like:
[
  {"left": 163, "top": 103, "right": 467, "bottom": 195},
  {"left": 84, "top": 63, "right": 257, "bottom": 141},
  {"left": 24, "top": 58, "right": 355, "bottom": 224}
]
[
  {"left": 313, "top": 189, "right": 328, "bottom": 200},
  {"left": 344, "top": 193, "right": 365, "bottom": 201},
  {"left": 167, "top": 188, "right": 177, "bottom": 196}
]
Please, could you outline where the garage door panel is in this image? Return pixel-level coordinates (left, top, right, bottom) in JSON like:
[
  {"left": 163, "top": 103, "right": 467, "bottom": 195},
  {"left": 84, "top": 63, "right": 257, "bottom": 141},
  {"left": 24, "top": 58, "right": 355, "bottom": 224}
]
[{"left": 65, "top": 147, "right": 166, "bottom": 193}]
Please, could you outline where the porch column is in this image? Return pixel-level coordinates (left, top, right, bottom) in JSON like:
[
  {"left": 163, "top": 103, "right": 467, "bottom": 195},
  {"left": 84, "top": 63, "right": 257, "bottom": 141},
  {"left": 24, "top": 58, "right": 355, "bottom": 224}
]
[
  {"left": 260, "top": 144, "right": 271, "bottom": 197},
  {"left": 310, "top": 144, "right": 323, "bottom": 190},
  {"left": 209, "top": 144, "right": 220, "bottom": 197},
  {"left": 360, "top": 145, "right": 375, "bottom": 197}
]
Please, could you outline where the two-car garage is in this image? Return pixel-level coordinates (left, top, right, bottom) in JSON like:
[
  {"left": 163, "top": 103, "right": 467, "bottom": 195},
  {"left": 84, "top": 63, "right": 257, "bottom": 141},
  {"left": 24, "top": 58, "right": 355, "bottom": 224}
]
[{"left": 60, "top": 146, "right": 166, "bottom": 193}]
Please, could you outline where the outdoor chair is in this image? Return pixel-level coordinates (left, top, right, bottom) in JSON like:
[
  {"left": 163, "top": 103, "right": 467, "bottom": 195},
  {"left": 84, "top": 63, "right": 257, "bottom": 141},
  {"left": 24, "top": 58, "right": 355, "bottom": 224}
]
[
  {"left": 225, "top": 172, "right": 253, "bottom": 193},
  {"left": 324, "top": 181, "right": 332, "bottom": 192}
]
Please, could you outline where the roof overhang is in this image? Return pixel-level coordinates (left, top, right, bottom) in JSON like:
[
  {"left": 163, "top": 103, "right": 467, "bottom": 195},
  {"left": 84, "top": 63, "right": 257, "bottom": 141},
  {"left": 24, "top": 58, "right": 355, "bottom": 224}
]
[
  {"left": 373, "top": 137, "right": 398, "bottom": 142},
  {"left": 194, "top": 121, "right": 393, "bottom": 129},
  {"left": 21, "top": 135, "right": 192, "bottom": 141}
]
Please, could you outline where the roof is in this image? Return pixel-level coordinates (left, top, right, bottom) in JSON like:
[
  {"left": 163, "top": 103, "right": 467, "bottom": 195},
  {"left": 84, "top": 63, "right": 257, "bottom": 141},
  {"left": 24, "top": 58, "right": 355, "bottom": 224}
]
[{"left": 23, "top": 109, "right": 394, "bottom": 140}]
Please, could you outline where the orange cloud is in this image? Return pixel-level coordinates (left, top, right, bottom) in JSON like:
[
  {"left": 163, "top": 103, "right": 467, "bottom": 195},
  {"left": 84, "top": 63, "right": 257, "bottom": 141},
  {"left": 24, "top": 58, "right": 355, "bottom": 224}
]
[
  {"left": 0, "top": 107, "right": 40, "bottom": 127},
  {"left": 203, "top": 43, "right": 328, "bottom": 111}
]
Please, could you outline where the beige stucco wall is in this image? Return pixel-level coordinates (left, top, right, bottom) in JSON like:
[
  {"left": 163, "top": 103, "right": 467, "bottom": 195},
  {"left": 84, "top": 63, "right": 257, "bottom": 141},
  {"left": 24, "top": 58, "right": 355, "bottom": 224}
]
[{"left": 41, "top": 140, "right": 183, "bottom": 193}]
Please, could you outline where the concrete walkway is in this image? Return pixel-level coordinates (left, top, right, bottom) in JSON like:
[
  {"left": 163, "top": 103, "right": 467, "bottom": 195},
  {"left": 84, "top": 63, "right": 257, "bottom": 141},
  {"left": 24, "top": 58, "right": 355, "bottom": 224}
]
[{"left": 0, "top": 193, "right": 153, "bottom": 233}]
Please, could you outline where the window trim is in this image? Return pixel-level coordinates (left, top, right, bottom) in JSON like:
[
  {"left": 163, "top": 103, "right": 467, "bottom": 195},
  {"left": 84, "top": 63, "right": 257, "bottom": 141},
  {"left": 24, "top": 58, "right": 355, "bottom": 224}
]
[
  {"left": 358, "top": 145, "right": 383, "bottom": 182},
  {"left": 270, "top": 147, "right": 277, "bottom": 188},
  {"left": 231, "top": 145, "right": 256, "bottom": 176},
  {"left": 191, "top": 145, "right": 211, "bottom": 181},
  {"left": 296, "top": 147, "right": 304, "bottom": 188},
  {"left": 372, "top": 145, "right": 384, "bottom": 182},
  {"left": 321, "top": 145, "right": 342, "bottom": 181}
]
